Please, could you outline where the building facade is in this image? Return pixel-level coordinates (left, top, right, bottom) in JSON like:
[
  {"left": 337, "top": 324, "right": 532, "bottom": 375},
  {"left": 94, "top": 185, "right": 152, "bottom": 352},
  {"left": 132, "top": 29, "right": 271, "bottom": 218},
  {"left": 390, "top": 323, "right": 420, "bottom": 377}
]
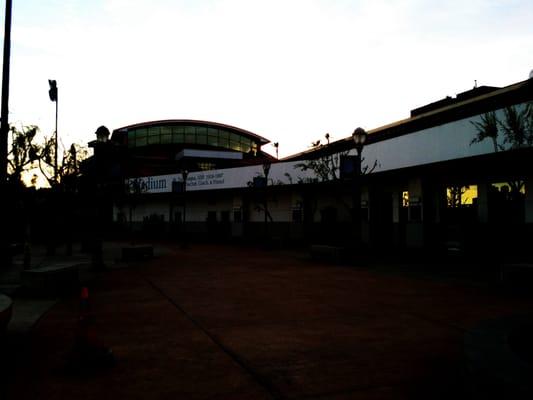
[{"left": 91, "top": 78, "right": 533, "bottom": 256}]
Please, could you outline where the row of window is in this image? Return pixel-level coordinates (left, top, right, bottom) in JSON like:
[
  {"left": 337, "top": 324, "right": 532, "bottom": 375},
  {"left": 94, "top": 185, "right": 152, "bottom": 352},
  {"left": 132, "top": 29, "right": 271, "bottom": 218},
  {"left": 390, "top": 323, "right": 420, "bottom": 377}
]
[{"left": 127, "top": 125, "right": 258, "bottom": 153}]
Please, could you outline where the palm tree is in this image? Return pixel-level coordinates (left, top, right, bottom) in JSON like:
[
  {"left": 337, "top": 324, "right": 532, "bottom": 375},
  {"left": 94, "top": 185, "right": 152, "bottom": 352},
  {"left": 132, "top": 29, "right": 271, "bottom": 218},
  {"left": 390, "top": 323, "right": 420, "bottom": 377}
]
[
  {"left": 500, "top": 104, "right": 533, "bottom": 149},
  {"left": 470, "top": 111, "right": 500, "bottom": 152}
]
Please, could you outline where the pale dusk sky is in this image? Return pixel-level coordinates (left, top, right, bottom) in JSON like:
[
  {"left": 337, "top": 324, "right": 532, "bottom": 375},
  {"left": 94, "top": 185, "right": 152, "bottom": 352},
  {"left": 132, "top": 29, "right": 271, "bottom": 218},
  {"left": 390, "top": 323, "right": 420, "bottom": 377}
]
[{"left": 3, "top": 0, "right": 533, "bottom": 158}]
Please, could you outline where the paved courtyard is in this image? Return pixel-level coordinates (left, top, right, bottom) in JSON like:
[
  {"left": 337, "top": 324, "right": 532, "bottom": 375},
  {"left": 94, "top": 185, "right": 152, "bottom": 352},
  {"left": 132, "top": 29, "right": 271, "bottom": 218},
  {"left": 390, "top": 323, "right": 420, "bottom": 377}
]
[{"left": 2, "top": 243, "right": 533, "bottom": 399}]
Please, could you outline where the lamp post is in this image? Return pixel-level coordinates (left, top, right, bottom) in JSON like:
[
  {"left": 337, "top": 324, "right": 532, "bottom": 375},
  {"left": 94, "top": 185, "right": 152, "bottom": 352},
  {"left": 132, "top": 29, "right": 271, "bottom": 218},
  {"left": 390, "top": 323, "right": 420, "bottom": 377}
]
[
  {"left": 181, "top": 169, "right": 188, "bottom": 248},
  {"left": 0, "top": 0, "right": 12, "bottom": 185},
  {"left": 0, "top": 0, "right": 12, "bottom": 267},
  {"left": 262, "top": 162, "right": 271, "bottom": 241},
  {"left": 352, "top": 127, "right": 367, "bottom": 174},
  {"left": 48, "top": 79, "right": 58, "bottom": 183},
  {"left": 351, "top": 127, "right": 367, "bottom": 246}
]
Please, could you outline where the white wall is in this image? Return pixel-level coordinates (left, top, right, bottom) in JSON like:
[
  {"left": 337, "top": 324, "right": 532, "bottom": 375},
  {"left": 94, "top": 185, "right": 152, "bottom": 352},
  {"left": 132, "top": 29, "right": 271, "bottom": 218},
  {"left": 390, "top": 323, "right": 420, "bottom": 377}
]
[
  {"left": 131, "top": 102, "right": 531, "bottom": 196},
  {"left": 360, "top": 103, "right": 529, "bottom": 173}
]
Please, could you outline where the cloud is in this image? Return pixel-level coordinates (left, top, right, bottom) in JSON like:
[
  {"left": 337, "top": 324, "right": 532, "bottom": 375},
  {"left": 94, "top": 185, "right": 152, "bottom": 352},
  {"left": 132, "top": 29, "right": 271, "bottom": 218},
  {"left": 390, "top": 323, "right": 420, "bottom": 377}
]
[{"left": 6, "top": 0, "right": 533, "bottom": 158}]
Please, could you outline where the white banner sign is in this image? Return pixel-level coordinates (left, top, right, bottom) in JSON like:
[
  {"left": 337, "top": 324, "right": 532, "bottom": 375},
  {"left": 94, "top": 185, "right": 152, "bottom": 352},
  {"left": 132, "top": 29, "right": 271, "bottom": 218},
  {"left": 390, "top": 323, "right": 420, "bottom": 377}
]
[{"left": 128, "top": 161, "right": 317, "bottom": 194}]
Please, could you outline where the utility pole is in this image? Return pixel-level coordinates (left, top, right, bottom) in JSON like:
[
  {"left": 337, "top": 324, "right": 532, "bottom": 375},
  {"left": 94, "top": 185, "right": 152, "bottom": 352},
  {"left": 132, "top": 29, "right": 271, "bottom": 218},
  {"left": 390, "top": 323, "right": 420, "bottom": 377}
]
[
  {"left": 1, "top": 0, "right": 12, "bottom": 184},
  {"left": 1, "top": 0, "right": 12, "bottom": 268}
]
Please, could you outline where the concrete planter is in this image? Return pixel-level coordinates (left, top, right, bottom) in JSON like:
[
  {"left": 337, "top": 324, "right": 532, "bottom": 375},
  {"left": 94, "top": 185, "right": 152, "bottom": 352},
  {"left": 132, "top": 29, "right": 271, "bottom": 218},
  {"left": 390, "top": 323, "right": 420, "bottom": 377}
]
[
  {"left": 21, "top": 264, "right": 80, "bottom": 297},
  {"left": 0, "top": 294, "right": 13, "bottom": 333}
]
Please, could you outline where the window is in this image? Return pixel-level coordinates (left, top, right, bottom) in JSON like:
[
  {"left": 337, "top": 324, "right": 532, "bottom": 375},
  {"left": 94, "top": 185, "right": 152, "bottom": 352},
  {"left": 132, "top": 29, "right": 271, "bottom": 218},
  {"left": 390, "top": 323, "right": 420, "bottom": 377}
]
[
  {"left": 489, "top": 181, "right": 525, "bottom": 223},
  {"left": 219, "top": 130, "right": 229, "bottom": 139},
  {"left": 491, "top": 182, "right": 525, "bottom": 196},
  {"left": 241, "top": 138, "right": 252, "bottom": 153},
  {"left": 230, "top": 140, "right": 241, "bottom": 151},
  {"left": 446, "top": 185, "right": 478, "bottom": 208},
  {"left": 233, "top": 208, "right": 242, "bottom": 222},
  {"left": 208, "top": 135, "right": 218, "bottom": 147},
  {"left": 127, "top": 131, "right": 136, "bottom": 147},
  {"left": 136, "top": 128, "right": 148, "bottom": 137},
  {"left": 148, "top": 127, "right": 160, "bottom": 136},
  {"left": 208, "top": 128, "right": 219, "bottom": 147},
  {"left": 148, "top": 135, "right": 160, "bottom": 145},
  {"left": 196, "top": 132, "right": 207, "bottom": 145},
  {"left": 173, "top": 132, "right": 184, "bottom": 143},
  {"left": 218, "top": 130, "right": 229, "bottom": 148},
  {"left": 185, "top": 132, "right": 195, "bottom": 144},
  {"left": 402, "top": 191, "right": 409, "bottom": 207},
  {"left": 197, "top": 162, "right": 216, "bottom": 171},
  {"left": 124, "top": 124, "right": 257, "bottom": 153}
]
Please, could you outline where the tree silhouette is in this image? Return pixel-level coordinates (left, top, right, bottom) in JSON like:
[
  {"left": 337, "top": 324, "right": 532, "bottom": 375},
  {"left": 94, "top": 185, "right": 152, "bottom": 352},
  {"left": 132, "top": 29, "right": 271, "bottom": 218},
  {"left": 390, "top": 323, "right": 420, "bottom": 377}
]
[
  {"left": 7, "top": 125, "right": 41, "bottom": 185},
  {"left": 471, "top": 102, "right": 533, "bottom": 152},
  {"left": 470, "top": 103, "right": 532, "bottom": 203},
  {"left": 7, "top": 123, "right": 88, "bottom": 189},
  {"left": 470, "top": 111, "right": 500, "bottom": 152},
  {"left": 296, "top": 133, "right": 378, "bottom": 182},
  {"left": 295, "top": 134, "right": 345, "bottom": 182},
  {"left": 500, "top": 104, "right": 533, "bottom": 149},
  {"left": 447, "top": 185, "right": 470, "bottom": 208},
  {"left": 37, "top": 136, "right": 88, "bottom": 188}
]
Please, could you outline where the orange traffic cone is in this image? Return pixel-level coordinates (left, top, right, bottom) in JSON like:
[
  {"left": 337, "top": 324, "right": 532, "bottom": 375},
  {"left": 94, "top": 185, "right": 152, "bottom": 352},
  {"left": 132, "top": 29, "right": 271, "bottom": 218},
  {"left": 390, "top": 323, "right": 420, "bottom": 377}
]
[
  {"left": 67, "top": 287, "right": 114, "bottom": 370},
  {"left": 76, "top": 287, "right": 94, "bottom": 347}
]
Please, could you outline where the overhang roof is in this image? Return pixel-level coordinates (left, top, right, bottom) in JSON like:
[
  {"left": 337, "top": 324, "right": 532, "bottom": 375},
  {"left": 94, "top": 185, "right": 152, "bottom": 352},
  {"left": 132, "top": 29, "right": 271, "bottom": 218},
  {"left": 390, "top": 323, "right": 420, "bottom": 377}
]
[{"left": 113, "top": 119, "right": 270, "bottom": 145}]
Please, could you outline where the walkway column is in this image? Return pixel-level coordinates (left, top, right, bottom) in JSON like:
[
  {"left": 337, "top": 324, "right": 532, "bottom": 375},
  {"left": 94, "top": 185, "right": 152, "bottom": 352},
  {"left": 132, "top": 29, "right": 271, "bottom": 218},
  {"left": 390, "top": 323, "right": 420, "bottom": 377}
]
[
  {"left": 406, "top": 177, "right": 423, "bottom": 248},
  {"left": 391, "top": 189, "right": 401, "bottom": 248},
  {"left": 232, "top": 196, "right": 244, "bottom": 238},
  {"left": 360, "top": 185, "right": 370, "bottom": 245},
  {"left": 525, "top": 179, "right": 533, "bottom": 223},
  {"left": 477, "top": 183, "right": 490, "bottom": 223}
]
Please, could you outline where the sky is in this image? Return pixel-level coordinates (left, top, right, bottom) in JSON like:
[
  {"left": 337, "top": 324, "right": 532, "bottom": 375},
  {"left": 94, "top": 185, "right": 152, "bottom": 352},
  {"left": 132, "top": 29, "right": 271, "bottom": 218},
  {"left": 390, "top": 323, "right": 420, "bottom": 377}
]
[{"left": 3, "top": 0, "right": 533, "bottom": 159}]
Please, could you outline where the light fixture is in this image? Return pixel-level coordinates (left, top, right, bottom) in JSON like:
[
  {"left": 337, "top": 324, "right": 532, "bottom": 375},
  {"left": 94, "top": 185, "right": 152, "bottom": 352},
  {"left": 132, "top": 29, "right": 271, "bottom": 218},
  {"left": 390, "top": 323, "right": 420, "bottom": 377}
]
[{"left": 352, "top": 127, "right": 367, "bottom": 155}]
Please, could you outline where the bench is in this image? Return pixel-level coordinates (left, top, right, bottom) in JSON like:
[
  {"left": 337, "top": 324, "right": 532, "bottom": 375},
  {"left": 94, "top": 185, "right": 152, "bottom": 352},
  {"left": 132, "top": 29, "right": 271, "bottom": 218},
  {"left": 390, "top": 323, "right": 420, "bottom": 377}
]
[
  {"left": 9, "top": 242, "right": 24, "bottom": 255},
  {"left": 310, "top": 245, "right": 345, "bottom": 263},
  {"left": 21, "top": 263, "right": 80, "bottom": 296},
  {"left": 121, "top": 245, "right": 154, "bottom": 262},
  {"left": 0, "top": 294, "right": 13, "bottom": 333},
  {"left": 500, "top": 263, "right": 533, "bottom": 284}
]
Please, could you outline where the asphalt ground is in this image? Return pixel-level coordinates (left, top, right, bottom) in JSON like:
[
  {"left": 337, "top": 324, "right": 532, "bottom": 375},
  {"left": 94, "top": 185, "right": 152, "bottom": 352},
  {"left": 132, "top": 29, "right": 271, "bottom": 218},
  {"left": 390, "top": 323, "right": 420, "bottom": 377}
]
[{"left": 2, "top": 243, "right": 533, "bottom": 399}]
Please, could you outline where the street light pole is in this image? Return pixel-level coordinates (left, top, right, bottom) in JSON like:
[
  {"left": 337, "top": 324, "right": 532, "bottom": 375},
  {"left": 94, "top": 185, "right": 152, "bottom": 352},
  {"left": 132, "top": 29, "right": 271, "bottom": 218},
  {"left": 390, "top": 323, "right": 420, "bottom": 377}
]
[
  {"left": 0, "top": 0, "right": 12, "bottom": 185},
  {"left": 48, "top": 80, "right": 58, "bottom": 183},
  {"left": 0, "top": 0, "right": 12, "bottom": 268}
]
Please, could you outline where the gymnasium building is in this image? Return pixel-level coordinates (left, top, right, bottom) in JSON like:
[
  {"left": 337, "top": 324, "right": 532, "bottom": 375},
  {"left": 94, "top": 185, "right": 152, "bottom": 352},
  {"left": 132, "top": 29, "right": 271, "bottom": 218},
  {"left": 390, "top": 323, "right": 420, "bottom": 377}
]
[{"left": 86, "top": 76, "right": 533, "bottom": 255}]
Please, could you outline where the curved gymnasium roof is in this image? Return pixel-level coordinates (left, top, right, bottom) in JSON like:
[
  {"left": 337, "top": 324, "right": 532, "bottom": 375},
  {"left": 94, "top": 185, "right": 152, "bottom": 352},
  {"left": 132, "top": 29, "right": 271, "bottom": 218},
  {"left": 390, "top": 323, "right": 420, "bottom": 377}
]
[{"left": 112, "top": 119, "right": 270, "bottom": 145}]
